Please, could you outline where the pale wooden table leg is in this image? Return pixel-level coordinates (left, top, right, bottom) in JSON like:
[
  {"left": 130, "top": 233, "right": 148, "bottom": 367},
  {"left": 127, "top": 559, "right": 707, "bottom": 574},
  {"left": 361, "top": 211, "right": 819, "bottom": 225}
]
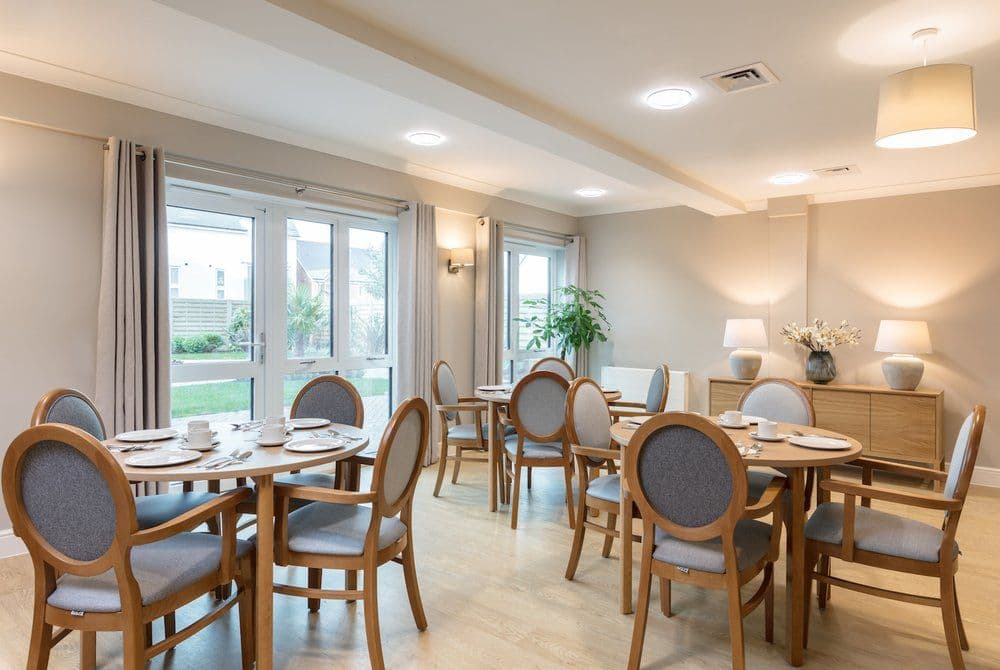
[
  {"left": 488, "top": 402, "right": 498, "bottom": 512},
  {"left": 786, "top": 468, "right": 806, "bottom": 667},
  {"left": 254, "top": 474, "right": 274, "bottom": 670},
  {"left": 620, "top": 482, "right": 633, "bottom": 614}
]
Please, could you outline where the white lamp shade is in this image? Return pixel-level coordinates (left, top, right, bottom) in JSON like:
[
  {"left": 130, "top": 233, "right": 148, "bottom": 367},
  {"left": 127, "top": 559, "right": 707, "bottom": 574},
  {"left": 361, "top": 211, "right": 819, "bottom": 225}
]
[
  {"left": 876, "top": 64, "right": 977, "bottom": 149},
  {"left": 450, "top": 247, "right": 474, "bottom": 267},
  {"left": 723, "top": 319, "right": 767, "bottom": 349},
  {"left": 875, "top": 320, "right": 932, "bottom": 354}
]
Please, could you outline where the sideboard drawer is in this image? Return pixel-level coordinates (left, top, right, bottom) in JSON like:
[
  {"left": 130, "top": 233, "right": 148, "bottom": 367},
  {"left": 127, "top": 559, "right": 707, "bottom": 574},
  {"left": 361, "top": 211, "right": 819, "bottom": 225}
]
[
  {"left": 812, "top": 389, "right": 870, "bottom": 450},
  {"left": 709, "top": 382, "right": 747, "bottom": 415},
  {"left": 870, "top": 394, "right": 938, "bottom": 462}
]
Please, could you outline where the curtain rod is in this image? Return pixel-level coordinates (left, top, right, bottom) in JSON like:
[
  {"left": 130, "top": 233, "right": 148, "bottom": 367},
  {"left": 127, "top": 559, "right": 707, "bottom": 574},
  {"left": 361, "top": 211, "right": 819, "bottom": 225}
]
[{"left": 501, "top": 221, "right": 576, "bottom": 243}]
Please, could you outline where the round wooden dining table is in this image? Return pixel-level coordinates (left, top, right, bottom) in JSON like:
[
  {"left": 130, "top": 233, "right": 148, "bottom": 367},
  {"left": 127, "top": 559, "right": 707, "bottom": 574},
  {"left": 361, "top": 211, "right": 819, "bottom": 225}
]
[
  {"left": 105, "top": 423, "right": 368, "bottom": 670},
  {"left": 610, "top": 417, "right": 862, "bottom": 667},
  {"left": 475, "top": 385, "right": 622, "bottom": 512}
]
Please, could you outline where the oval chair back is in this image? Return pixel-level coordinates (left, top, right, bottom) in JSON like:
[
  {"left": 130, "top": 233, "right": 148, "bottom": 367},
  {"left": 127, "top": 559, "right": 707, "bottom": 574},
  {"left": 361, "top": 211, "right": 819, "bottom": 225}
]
[
  {"left": 291, "top": 375, "right": 364, "bottom": 428},
  {"left": 31, "top": 388, "right": 107, "bottom": 440},
  {"left": 510, "top": 370, "right": 570, "bottom": 444},
  {"left": 530, "top": 357, "right": 575, "bottom": 381},
  {"left": 431, "top": 360, "right": 459, "bottom": 421},
  {"left": 565, "top": 378, "right": 615, "bottom": 466},
  {"left": 738, "top": 378, "right": 815, "bottom": 426},
  {"left": 2, "top": 424, "right": 136, "bottom": 577},
  {"left": 371, "top": 397, "right": 430, "bottom": 517},
  {"left": 645, "top": 364, "right": 670, "bottom": 413},
  {"left": 943, "top": 405, "right": 986, "bottom": 526},
  {"left": 625, "top": 413, "right": 747, "bottom": 543}
]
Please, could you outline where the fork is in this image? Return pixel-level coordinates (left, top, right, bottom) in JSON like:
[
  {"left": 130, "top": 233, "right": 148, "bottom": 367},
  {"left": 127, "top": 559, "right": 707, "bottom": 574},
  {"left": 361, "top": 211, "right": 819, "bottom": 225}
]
[
  {"left": 210, "top": 450, "right": 252, "bottom": 469},
  {"left": 198, "top": 449, "right": 239, "bottom": 469}
]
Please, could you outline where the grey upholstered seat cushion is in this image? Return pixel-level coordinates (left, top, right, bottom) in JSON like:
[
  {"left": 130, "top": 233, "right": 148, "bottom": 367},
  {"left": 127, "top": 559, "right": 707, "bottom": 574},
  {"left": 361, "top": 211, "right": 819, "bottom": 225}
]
[
  {"left": 653, "top": 519, "right": 773, "bottom": 574},
  {"left": 747, "top": 468, "right": 786, "bottom": 501},
  {"left": 503, "top": 436, "right": 564, "bottom": 460},
  {"left": 805, "top": 502, "right": 958, "bottom": 563},
  {"left": 586, "top": 474, "right": 621, "bottom": 504},
  {"left": 134, "top": 492, "right": 218, "bottom": 530},
  {"left": 448, "top": 423, "right": 515, "bottom": 441},
  {"left": 47, "top": 533, "right": 253, "bottom": 613},
  {"left": 284, "top": 503, "right": 407, "bottom": 556}
]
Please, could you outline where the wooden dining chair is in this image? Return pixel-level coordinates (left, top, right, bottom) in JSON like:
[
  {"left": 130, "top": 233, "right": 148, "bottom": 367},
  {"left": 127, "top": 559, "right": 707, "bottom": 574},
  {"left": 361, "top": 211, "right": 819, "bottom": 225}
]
[
  {"left": 609, "top": 363, "right": 670, "bottom": 421},
  {"left": 270, "top": 397, "right": 430, "bottom": 670},
  {"left": 431, "top": 359, "right": 490, "bottom": 496},
  {"left": 498, "top": 370, "right": 574, "bottom": 530},
  {"left": 564, "top": 377, "right": 637, "bottom": 580},
  {"left": 804, "top": 405, "right": 986, "bottom": 670},
  {"left": 530, "top": 356, "right": 575, "bottom": 381},
  {"left": 625, "top": 413, "right": 784, "bottom": 670},
  {"left": 1, "top": 424, "right": 255, "bottom": 670}
]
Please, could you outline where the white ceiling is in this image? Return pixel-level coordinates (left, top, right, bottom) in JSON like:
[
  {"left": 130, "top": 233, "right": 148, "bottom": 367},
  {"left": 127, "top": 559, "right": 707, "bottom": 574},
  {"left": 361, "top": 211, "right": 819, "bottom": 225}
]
[{"left": 2, "top": 0, "right": 999, "bottom": 217}]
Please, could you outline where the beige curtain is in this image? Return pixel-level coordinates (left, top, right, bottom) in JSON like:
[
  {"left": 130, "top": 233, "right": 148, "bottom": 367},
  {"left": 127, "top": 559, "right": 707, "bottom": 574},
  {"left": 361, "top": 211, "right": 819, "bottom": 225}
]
[
  {"left": 565, "top": 234, "right": 589, "bottom": 377},
  {"left": 397, "top": 203, "right": 439, "bottom": 464},
  {"left": 474, "top": 217, "right": 505, "bottom": 385}
]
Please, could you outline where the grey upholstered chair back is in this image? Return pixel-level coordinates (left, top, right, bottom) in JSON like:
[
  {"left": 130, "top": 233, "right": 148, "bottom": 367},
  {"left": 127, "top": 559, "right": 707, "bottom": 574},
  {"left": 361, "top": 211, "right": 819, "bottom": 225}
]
[
  {"left": 512, "top": 372, "right": 569, "bottom": 439},
  {"left": 944, "top": 409, "right": 981, "bottom": 500},
  {"left": 634, "top": 422, "right": 743, "bottom": 530},
  {"left": 33, "top": 389, "right": 106, "bottom": 440},
  {"left": 531, "top": 357, "right": 574, "bottom": 381},
  {"left": 374, "top": 398, "right": 429, "bottom": 512},
  {"left": 291, "top": 376, "right": 362, "bottom": 427},
  {"left": 568, "top": 379, "right": 612, "bottom": 449},
  {"left": 645, "top": 366, "right": 668, "bottom": 413},
  {"left": 433, "top": 361, "right": 460, "bottom": 421},
  {"left": 739, "top": 380, "right": 814, "bottom": 426}
]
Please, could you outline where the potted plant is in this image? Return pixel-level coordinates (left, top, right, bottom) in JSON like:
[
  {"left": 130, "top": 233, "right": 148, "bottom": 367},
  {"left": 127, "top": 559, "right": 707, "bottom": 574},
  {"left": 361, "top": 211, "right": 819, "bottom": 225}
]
[
  {"left": 516, "top": 285, "right": 612, "bottom": 363},
  {"left": 779, "top": 319, "right": 862, "bottom": 384}
]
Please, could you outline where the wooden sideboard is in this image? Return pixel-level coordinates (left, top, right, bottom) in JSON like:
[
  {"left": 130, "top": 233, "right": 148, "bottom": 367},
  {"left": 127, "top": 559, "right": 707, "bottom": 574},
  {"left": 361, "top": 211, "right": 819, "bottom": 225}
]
[{"left": 709, "top": 377, "right": 945, "bottom": 471}]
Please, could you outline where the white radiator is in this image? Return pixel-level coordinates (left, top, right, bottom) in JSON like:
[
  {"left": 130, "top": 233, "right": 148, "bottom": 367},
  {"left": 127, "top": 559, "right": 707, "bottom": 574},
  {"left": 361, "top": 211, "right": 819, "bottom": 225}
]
[{"left": 600, "top": 366, "right": 689, "bottom": 411}]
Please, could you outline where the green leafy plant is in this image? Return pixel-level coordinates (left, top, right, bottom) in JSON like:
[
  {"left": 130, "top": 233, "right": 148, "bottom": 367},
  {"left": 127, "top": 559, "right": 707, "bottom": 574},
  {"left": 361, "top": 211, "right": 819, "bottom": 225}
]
[
  {"left": 516, "top": 285, "right": 611, "bottom": 359},
  {"left": 287, "top": 283, "right": 328, "bottom": 357}
]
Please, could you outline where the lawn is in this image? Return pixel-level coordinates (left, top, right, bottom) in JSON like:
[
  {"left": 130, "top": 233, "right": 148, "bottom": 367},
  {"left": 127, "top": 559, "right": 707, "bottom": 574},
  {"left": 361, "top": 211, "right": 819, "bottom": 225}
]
[{"left": 172, "top": 351, "right": 248, "bottom": 361}]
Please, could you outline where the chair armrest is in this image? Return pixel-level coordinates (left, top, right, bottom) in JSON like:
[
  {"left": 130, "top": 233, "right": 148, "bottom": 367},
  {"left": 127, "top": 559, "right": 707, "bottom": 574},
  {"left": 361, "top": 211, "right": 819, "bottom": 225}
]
[
  {"left": 819, "top": 479, "right": 961, "bottom": 511},
  {"left": 274, "top": 483, "right": 376, "bottom": 506},
  {"left": 849, "top": 456, "right": 948, "bottom": 481},
  {"left": 130, "top": 487, "right": 251, "bottom": 546},
  {"left": 436, "top": 403, "right": 488, "bottom": 413},
  {"left": 458, "top": 395, "right": 485, "bottom": 403},
  {"left": 570, "top": 444, "right": 619, "bottom": 461},
  {"left": 610, "top": 401, "right": 646, "bottom": 409},
  {"left": 612, "top": 409, "right": 655, "bottom": 419},
  {"left": 744, "top": 480, "right": 786, "bottom": 519},
  {"left": 497, "top": 406, "right": 513, "bottom": 426}
]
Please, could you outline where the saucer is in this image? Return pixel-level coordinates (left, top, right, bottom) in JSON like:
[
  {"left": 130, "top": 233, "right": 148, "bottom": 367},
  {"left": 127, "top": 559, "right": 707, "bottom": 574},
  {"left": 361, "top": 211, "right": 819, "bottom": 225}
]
[
  {"left": 256, "top": 435, "right": 293, "bottom": 447},
  {"left": 748, "top": 432, "right": 787, "bottom": 442}
]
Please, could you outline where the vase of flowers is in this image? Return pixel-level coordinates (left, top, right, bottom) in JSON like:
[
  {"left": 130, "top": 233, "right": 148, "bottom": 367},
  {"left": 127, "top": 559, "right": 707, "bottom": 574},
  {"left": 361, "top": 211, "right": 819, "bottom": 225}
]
[{"left": 779, "top": 319, "right": 862, "bottom": 384}]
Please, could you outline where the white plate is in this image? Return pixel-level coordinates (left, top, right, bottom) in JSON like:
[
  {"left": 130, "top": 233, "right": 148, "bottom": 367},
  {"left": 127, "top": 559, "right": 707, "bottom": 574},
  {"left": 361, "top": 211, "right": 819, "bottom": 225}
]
[
  {"left": 624, "top": 415, "right": 654, "bottom": 428},
  {"left": 125, "top": 450, "right": 201, "bottom": 467},
  {"left": 284, "top": 438, "right": 347, "bottom": 453},
  {"left": 183, "top": 438, "right": 221, "bottom": 452},
  {"left": 115, "top": 428, "right": 179, "bottom": 442},
  {"left": 478, "top": 384, "right": 510, "bottom": 392},
  {"left": 256, "top": 435, "right": 293, "bottom": 447},
  {"left": 788, "top": 435, "right": 852, "bottom": 450},
  {"left": 288, "top": 418, "right": 331, "bottom": 430},
  {"left": 749, "top": 432, "right": 788, "bottom": 442},
  {"left": 719, "top": 420, "right": 751, "bottom": 429}
]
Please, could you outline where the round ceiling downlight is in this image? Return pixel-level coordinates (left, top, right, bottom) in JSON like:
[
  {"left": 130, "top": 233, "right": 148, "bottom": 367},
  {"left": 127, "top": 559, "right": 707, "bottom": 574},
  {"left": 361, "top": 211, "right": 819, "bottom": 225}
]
[
  {"left": 407, "top": 131, "right": 445, "bottom": 146},
  {"left": 644, "top": 88, "right": 695, "bottom": 110},
  {"left": 575, "top": 187, "right": 607, "bottom": 198},
  {"left": 769, "top": 172, "right": 810, "bottom": 186}
]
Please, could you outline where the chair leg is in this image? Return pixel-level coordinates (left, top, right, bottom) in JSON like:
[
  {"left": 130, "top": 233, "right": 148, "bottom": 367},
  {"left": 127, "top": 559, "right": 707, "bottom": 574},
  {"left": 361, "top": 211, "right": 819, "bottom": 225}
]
[
  {"left": 451, "top": 447, "right": 463, "bottom": 484},
  {"left": 346, "top": 570, "right": 358, "bottom": 604},
  {"left": 527, "top": 466, "right": 532, "bottom": 490},
  {"left": 725, "top": 573, "right": 747, "bottom": 670},
  {"left": 562, "top": 465, "right": 576, "bottom": 530},
  {"left": 953, "top": 577, "right": 969, "bottom": 651},
  {"left": 817, "top": 555, "right": 831, "bottom": 610},
  {"left": 803, "top": 548, "right": 817, "bottom": 650},
  {"left": 401, "top": 538, "right": 428, "bottom": 630},
  {"left": 236, "top": 555, "right": 256, "bottom": 670},
  {"left": 565, "top": 494, "right": 588, "bottom": 580},
  {"left": 27, "top": 592, "right": 52, "bottom": 670},
  {"left": 941, "top": 574, "right": 967, "bottom": 669},
  {"left": 621, "top": 502, "right": 634, "bottom": 615},
  {"left": 122, "top": 622, "right": 146, "bottom": 670},
  {"left": 433, "top": 441, "right": 449, "bottom": 497},
  {"left": 81, "top": 631, "right": 96, "bottom": 670},
  {"left": 510, "top": 462, "right": 523, "bottom": 529},
  {"left": 601, "top": 512, "right": 617, "bottom": 558},
  {"left": 308, "top": 568, "right": 322, "bottom": 612},
  {"left": 363, "top": 566, "right": 385, "bottom": 670},
  {"left": 659, "top": 577, "right": 672, "bottom": 618},
  {"left": 764, "top": 563, "right": 774, "bottom": 643},
  {"left": 626, "top": 547, "right": 653, "bottom": 670}
]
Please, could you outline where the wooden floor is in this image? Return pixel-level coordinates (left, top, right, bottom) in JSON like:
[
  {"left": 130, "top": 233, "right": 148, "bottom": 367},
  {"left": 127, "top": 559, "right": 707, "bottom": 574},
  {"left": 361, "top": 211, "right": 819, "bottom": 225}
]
[{"left": 1, "top": 463, "right": 998, "bottom": 669}]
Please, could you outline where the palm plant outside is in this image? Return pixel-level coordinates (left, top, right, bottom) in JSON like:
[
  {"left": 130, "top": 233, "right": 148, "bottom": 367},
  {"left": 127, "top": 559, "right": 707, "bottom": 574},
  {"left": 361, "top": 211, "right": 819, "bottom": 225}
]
[
  {"left": 516, "top": 285, "right": 611, "bottom": 359},
  {"left": 287, "top": 283, "right": 327, "bottom": 358}
]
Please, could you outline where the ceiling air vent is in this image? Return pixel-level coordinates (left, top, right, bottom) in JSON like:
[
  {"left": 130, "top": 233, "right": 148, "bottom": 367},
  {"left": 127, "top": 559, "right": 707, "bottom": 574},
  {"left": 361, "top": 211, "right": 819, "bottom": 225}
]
[
  {"left": 702, "top": 62, "right": 778, "bottom": 94},
  {"left": 813, "top": 164, "right": 859, "bottom": 178}
]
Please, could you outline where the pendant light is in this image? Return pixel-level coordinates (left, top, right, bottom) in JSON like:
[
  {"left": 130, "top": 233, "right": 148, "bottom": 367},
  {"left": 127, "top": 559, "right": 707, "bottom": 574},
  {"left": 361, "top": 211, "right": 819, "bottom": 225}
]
[{"left": 875, "top": 28, "right": 977, "bottom": 149}]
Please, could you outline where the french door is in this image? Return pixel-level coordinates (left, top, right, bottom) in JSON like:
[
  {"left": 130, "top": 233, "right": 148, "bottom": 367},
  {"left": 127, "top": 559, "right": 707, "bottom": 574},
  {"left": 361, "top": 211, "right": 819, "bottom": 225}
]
[{"left": 167, "top": 185, "right": 397, "bottom": 434}]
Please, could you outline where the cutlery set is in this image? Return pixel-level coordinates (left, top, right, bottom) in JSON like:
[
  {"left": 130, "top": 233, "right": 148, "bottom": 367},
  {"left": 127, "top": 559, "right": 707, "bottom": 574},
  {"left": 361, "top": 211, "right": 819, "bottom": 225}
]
[{"left": 197, "top": 449, "right": 253, "bottom": 469}]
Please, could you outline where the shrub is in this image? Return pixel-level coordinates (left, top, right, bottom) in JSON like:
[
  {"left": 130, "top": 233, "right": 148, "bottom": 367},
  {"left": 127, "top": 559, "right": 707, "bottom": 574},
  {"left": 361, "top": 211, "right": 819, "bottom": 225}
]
[{"left": 172, "top": 333, "right": 225, "bottom": 354}]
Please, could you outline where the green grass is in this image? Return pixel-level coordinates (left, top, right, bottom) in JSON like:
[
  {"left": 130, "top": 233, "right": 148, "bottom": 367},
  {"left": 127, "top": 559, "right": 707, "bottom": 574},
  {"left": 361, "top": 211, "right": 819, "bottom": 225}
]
[{"left": 172, "top": 351, "right": 248, "bottom": 361}]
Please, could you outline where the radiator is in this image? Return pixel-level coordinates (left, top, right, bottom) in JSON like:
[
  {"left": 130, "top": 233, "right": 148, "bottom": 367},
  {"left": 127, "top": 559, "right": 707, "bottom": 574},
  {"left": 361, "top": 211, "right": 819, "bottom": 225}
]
[{"left": 600, "top": 366, "right": 689, "bottom": 411}]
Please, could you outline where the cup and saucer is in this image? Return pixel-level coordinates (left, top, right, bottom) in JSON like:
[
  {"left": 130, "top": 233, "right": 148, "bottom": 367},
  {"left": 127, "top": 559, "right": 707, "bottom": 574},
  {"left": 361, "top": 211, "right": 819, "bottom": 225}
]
[
  {"left": 749, "top": 420, "right": 787, "bottom": 442},
  {"left": 184, "top": 420, "right": 220, "bottom": 451},
  {"left": 718, "top": 410, "right": 751, "bottom": 429},
  {"left": 257, "top": 416, "right": 293, "bottom": 447}
]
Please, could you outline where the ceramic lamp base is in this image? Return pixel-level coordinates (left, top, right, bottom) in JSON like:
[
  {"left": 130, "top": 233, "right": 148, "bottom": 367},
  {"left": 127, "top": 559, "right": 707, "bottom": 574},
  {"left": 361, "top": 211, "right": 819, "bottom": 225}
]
[
  {"left": 881, "top": 354, "right": 924, "bottom": 391},
  {"left": 729, "top": 349, "right": 762, "bottom": 380}
]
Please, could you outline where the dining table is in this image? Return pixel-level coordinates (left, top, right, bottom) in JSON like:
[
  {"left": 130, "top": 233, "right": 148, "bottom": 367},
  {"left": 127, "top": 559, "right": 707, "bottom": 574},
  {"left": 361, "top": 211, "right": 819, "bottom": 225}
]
[
  {"left": 104, "top": 422, "right": 369, "bottom": 670},
  {"left": 475, "top": 385, "right": 622, "bottom": 512},
  {"left": 610, "top": 417, "right": 862, "bottom": 667}
]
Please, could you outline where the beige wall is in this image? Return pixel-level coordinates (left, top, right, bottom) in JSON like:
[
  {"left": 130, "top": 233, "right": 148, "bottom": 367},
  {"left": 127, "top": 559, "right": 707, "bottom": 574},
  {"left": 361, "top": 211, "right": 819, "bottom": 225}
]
[
  {"left": 582, "top": 186, "right": 1000, "bottom": 472},
  {"left": 435, "top": 208, "right": 479, "bottom": 396}
]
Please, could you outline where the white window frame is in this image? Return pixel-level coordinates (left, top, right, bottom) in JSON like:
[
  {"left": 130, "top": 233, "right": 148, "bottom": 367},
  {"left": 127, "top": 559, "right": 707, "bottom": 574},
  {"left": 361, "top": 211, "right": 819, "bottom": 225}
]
[{"left": 502, "top": 238, "right": 565, "bottom": 382}]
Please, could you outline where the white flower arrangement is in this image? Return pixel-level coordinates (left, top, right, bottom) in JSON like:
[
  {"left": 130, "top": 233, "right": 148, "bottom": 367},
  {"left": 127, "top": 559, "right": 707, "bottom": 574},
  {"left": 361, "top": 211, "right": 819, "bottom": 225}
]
[{"left": 779, "top": 319, "right": 862, "bottom": 353}]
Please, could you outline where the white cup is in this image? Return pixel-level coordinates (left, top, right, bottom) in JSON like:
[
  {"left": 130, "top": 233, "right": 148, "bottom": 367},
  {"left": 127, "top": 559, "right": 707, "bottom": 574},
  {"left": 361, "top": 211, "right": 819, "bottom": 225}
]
[
  {"left": 260, "top": 423, "right": 287, "bottom": 443},
  {"left": 722, "top": 410, "right": 743, "bottom": 426},
  {"left": 187, "top": 428, "right": 213, "bottom": 449},
  {"left": 265, "top": 416, "right": 286, "bottom": 426},
  {"left": 187, "top": 419, "right": 210, "bottom": 433},
  {"left": 756, "top": 420, "right": 778, "bottom": 439}
]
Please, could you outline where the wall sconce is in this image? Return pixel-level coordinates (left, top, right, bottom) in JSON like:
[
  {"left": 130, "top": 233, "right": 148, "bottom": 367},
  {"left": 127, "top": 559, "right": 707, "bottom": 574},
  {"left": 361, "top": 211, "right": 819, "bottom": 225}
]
[{"left": 448, "top": 248, "right": 475, "bottom": 273}]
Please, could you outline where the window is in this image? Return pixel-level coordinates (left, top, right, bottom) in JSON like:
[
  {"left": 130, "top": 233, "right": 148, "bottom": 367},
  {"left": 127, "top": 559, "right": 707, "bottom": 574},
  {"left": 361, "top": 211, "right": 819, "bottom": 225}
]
[
  {"left": 169, "top": 265, "right": 180, "bottom": 298},
  {"left": 167, "top": 186, "right": 397, "bottom": 437},
  {"left": 502, "top": 239, "right": 565, "bottom": 383}
]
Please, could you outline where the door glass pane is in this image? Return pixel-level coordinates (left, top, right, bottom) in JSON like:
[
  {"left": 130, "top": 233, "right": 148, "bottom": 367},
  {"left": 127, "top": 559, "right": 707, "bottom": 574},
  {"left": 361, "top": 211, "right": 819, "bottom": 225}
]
[
  {"left": 349, "top": 228, "right": 388, "bottom": 358},
  {"left": 517, "top": 253, "right": 551, "bottom": 351},
  {"left": 503, "top": 250, "right": 510, "bottom": 352},
  {"left": 342, "top": 368, "right": 391, "bottom": 435},
  {"left": 167, "top": 206, "right": 254, "bottom": 362},
  {"left": 287, "top": 219, "right": 333, "bottom": 359},
  {"left": 170, "top": 378, "right": 252, "bottom": 427}
]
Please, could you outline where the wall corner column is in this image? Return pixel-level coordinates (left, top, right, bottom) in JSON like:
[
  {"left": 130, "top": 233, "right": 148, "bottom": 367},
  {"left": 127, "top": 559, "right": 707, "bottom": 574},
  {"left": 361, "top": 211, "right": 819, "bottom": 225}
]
[{"left": 766, "top": 196, "right": 810, "bottom": 378}]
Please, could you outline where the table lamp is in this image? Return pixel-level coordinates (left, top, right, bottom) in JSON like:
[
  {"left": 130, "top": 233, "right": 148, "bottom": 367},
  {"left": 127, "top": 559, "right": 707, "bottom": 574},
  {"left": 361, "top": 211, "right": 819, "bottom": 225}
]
[
  {"left": 875, "top": 320, "right": 932, "bottom": 390},
  {"left": 723, "top": 319, "right": 767, "bottom": 380}
]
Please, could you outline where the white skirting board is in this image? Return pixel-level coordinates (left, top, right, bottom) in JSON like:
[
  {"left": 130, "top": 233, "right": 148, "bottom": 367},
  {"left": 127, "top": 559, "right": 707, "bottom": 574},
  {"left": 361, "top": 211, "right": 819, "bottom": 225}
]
[
  {"left": 0, "top": 529, "right": 26, "bottom": 559},
  {"left": 968, "top": 464, "right": 1000, "bottom": 488}
]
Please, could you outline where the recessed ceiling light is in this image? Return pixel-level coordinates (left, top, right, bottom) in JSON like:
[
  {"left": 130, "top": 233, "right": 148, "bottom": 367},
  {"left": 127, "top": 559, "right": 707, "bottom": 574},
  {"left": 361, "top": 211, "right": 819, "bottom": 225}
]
[
  {"left": 575, "top": 187, "right": 606, "bottom": 198},
  {"left": 769, "top": 172, "right": 810, "bottom": 186},
  {"left": 407, "top": 131, "right": 445, "bottom": 146},
  {"left": 644, "top": 88, "right": 695, "bottom": 110}
]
